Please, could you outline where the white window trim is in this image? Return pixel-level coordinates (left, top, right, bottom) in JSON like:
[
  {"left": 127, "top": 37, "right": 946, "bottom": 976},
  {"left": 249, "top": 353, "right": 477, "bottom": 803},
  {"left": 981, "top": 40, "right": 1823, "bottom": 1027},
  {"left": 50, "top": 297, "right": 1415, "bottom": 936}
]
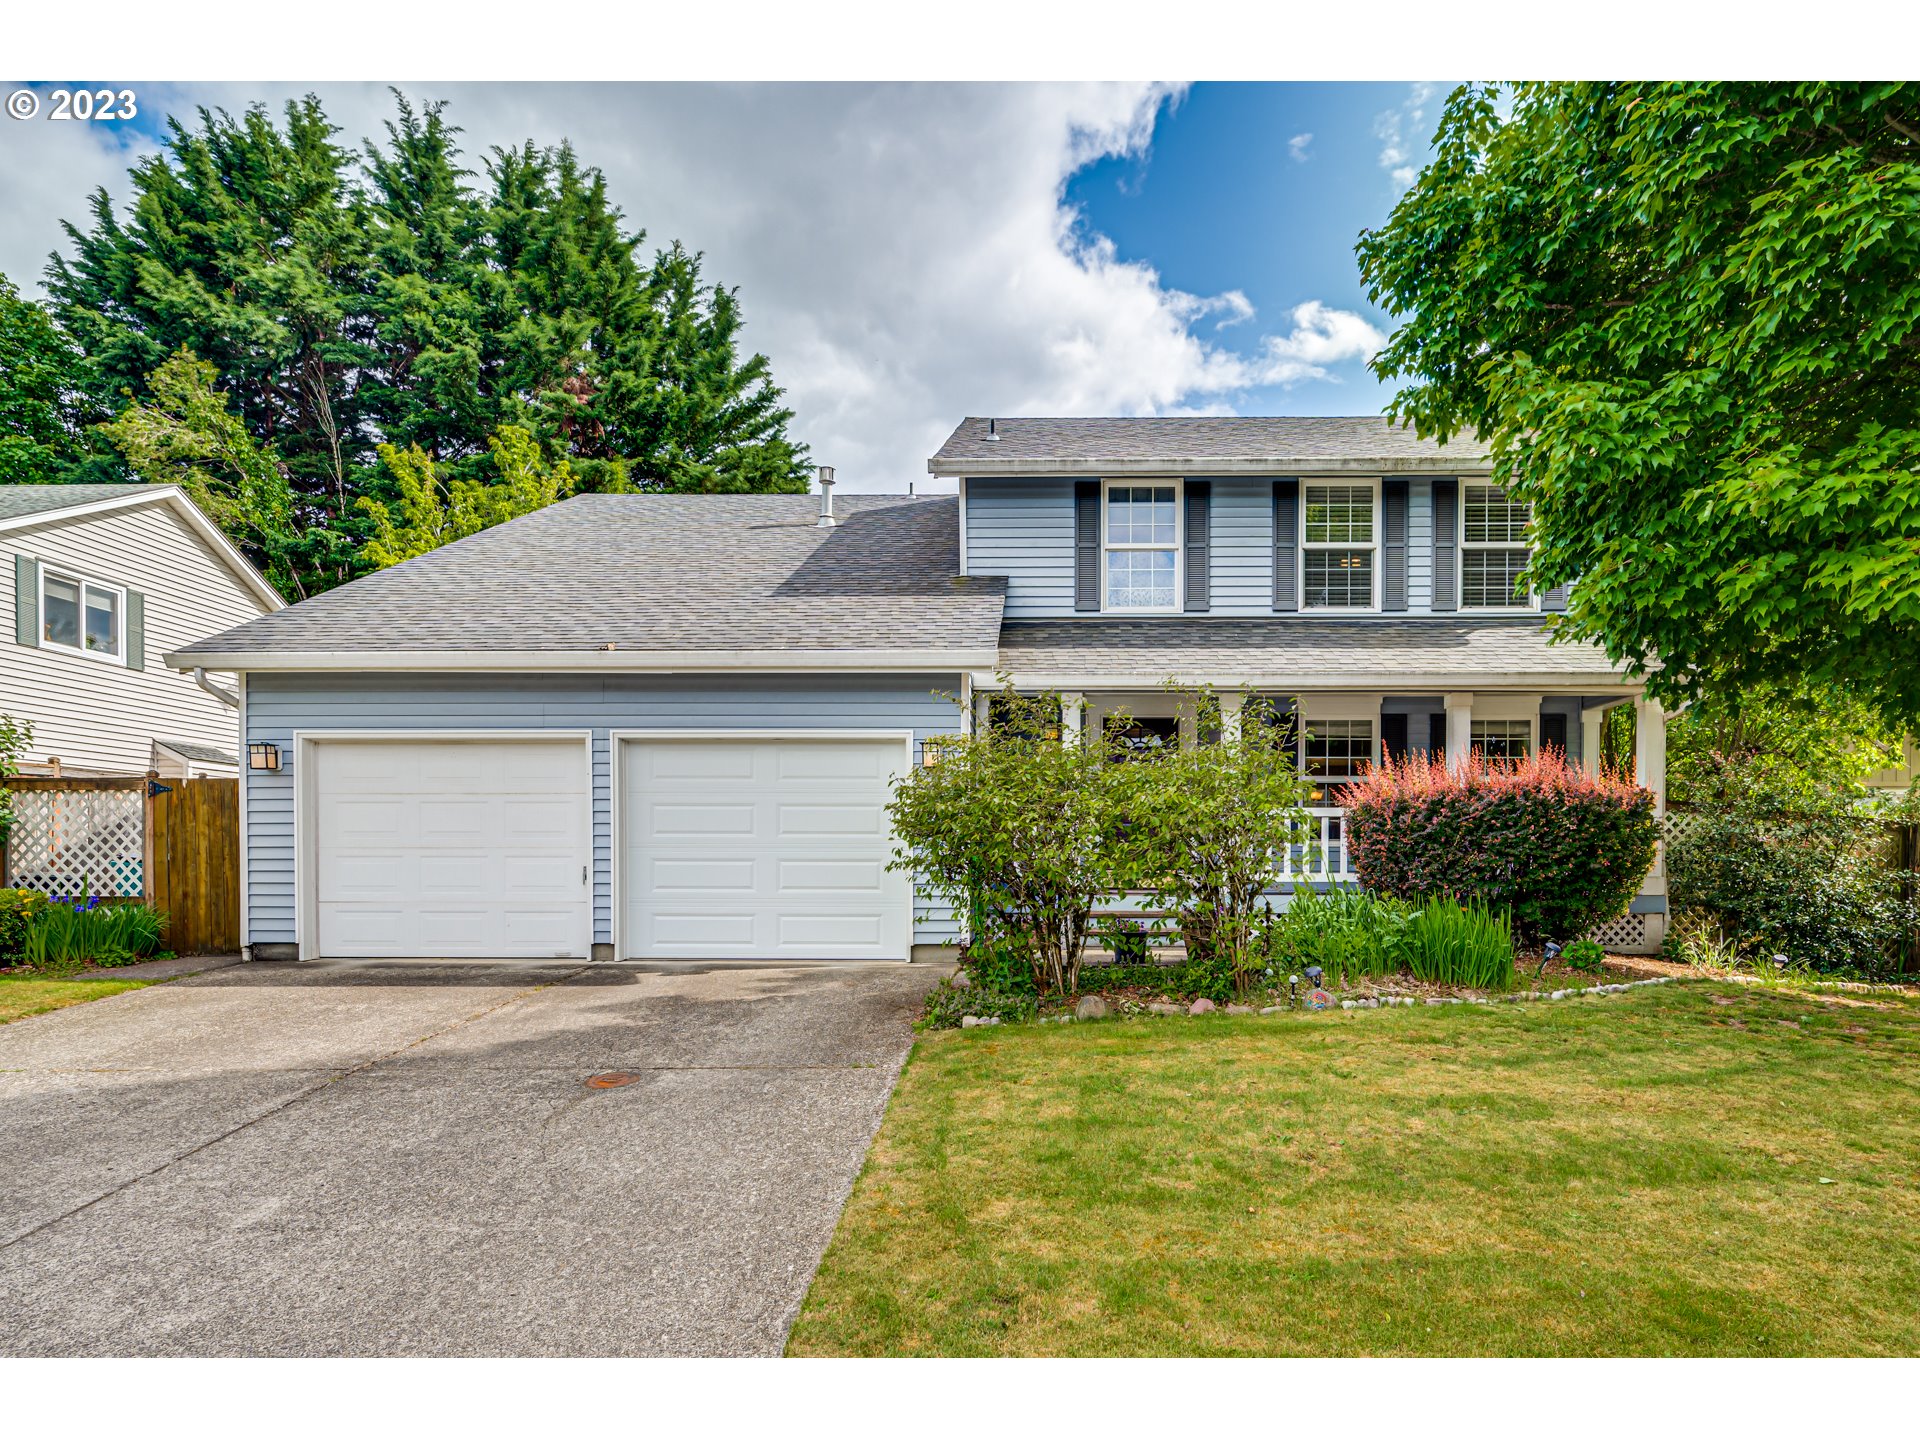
[
  {"left": 1299, "top": 477, "right": 1381, "bottom": 614},
  {"left": 1100, "top": 476, "right": 1184, "bottom": 615},
  {"left": 39, "top": 566, "right": 127, "bottom": 665},
  {"left": 1295, "top": 697, "right": 1383, "bottom": 793},
  {"left": 1458, "top": 479, "right": 1541, "bottom": 613},
  {"left": 1469, "top": 715, "right": 1539, "bottom": 759}
]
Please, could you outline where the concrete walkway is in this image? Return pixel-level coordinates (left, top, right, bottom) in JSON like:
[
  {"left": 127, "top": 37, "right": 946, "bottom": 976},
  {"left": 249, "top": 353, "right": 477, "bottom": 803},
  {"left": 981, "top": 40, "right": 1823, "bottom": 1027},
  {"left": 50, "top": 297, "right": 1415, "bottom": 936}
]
[{"left": 0, "top": 958, "right": 944, "bottom": 1356}]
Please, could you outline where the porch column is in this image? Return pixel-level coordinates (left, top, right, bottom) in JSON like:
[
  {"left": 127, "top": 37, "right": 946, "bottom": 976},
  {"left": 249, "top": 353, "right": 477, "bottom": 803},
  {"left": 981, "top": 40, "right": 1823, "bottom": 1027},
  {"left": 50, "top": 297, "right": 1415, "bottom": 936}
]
[
  {"left": 1581, "top": 704, "right": 1606, "bottom": 776},
  {"left": 1444, "top": 692, "right": 1474, "bottom": 772},
  {"left": 1218, "top": 690, "right": 1245, "bottom": 744},
  {"left": 1059, "top": 692, "right": 1085, "bottom": 747},
  {"left": 1635, "top": 696, "right": 1669, "bottom": 888}
]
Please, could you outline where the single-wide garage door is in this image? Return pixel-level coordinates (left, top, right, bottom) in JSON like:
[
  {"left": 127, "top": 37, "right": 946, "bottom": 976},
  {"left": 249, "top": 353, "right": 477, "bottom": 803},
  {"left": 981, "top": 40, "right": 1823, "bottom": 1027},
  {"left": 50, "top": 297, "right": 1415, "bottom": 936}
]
[
  {"left": 621, "top": 735, "right": 911, "bottom": 960},
  {"left": 312, "top": 738, "right": 591, "bottom": 959}
]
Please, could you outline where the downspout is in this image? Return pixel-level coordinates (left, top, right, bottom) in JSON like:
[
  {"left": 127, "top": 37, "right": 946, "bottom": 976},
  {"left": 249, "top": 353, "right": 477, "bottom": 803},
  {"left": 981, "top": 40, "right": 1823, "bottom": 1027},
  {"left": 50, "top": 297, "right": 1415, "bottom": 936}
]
[{"left": 194, "top": 667, "right": 240, "bottom": 710}]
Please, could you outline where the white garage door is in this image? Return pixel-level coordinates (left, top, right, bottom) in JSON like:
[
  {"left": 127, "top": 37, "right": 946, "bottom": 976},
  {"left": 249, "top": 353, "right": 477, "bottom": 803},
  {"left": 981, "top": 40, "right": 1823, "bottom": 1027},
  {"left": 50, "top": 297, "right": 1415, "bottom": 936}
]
[
  {"left": 621, "top": 735, "right": 911, "bottom": 960},
  {"left": 311, "top": 739, "right": 591, "bottom": 959}
]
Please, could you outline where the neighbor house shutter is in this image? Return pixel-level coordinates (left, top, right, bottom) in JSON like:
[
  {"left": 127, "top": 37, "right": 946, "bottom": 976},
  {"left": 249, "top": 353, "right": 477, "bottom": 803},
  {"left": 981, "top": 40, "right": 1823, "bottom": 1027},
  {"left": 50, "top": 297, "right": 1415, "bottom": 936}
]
[
  {"left": 1074, "top": 480, "right": 1101, "bottom": 612},
  {"left": 13, "top": 554, "right": 38, "bottom": 647},
  {"left": 1431, "top": 478, "right": 1459, "bottom": 613},
  {"left": 1271, "top": 479, "right": 1299, "bottom": 612},
  {"left": 1183, "top": 481, "right": 1211, "bottom": 612},
  {"left": 125, "top": 589, "right": 145, "bottom": 671},
  {"left": 1382, "top": 478, "right": 1409, "bottom": 612},
  {"left": 1540, "top": 711, "right": 1568, "bottom": 756},
  {"left": 1381, "top": 711, "right": 1409, "bottom": 761},
  {"left": 1539, "top": 581, "right": 1571, "bottom": 613}
]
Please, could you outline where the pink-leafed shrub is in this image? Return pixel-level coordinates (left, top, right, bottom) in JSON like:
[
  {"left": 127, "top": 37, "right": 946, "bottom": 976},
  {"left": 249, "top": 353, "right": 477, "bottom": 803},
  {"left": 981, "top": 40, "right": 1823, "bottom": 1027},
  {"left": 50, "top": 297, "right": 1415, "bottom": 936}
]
[{"left": 1338, "top": 748, "right": 1658, "bottom": 944}]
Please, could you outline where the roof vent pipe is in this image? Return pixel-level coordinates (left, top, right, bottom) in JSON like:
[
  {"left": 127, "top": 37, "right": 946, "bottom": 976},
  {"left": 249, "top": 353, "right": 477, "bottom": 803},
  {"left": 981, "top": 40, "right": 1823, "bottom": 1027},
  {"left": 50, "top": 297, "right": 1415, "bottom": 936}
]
[
  {"left": 985, "top": 418, "right": 999, "bottom": 441},
  {"left": 816, "top": 465, "right": 837, "bottom": 527}
]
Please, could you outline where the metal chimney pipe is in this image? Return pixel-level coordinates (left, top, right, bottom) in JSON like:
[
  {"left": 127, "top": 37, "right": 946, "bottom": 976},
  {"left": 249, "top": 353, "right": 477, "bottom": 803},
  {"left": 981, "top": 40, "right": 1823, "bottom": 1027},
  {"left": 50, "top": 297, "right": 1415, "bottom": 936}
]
[{"left": 816, "top": 465, "right": 837, "bottom": 527}]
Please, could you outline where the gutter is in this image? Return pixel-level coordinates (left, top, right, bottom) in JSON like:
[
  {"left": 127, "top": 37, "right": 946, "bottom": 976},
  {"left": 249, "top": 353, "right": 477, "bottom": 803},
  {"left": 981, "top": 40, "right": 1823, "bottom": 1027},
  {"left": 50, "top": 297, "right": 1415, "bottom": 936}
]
[{"left": 193, "top": 666, "right": 241, "bottom": 709}]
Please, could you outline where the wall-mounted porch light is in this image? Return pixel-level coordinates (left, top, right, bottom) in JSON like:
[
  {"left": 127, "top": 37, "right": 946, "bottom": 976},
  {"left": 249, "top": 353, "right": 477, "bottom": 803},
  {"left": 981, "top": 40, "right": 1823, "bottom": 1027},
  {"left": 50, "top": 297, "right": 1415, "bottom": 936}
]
[{"left": 248, "top": 742, "right": 282, "bottom": 772}]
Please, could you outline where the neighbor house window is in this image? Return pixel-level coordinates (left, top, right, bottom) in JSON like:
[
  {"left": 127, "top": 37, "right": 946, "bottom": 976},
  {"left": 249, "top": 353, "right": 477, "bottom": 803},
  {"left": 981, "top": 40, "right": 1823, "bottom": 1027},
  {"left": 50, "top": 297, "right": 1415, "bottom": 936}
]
[
  {"left": 1303, "top": 718, "right": 1374, "bottom": 802},
  {"left": 1471, "top": 719, "right": 1532, "bottom": 762},
  {"left": 1461, "top": 482, "right": 1533, "bottom": 608},
  {"left": 1302, "top": 483, "right": 1376, "bottom": 609},
  {"left": 41, "top": 569, "right": 123, "bottom": 661},
  {"left": 1103, "top": 481, "right": 1180, "bottom": 610}
]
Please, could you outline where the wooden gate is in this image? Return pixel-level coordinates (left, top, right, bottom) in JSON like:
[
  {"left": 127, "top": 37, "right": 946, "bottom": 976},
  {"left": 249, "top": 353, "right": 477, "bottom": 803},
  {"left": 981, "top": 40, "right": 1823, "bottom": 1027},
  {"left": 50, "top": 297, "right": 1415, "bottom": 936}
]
[{"left": 147, "top": 777, "right": 241, "bottom": 955}]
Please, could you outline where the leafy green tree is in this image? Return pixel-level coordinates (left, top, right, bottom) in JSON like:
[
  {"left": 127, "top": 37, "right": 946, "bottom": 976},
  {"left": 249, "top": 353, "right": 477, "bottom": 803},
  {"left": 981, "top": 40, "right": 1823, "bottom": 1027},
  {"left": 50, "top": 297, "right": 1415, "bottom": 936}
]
[
  {"left": 0, "top": 274, "right": 114, "bottom": 483},
  {"left": 1667, "top": 681, "right": 1906, "bottom": 807},
  {"left": 1357, "top": 83, "right": 1920, "bottom": 729},
  {"left": 0, "top": 715, "right": 30, "bottom": 847},
  {"left": 98, "top": 349, "right": 311, "bottom": 597},
  {"left": 47, "top": 91, "right": 809, "bottom": 593},
  {"left": 360, "top": 424, "right": 574, "bottom": 568}
]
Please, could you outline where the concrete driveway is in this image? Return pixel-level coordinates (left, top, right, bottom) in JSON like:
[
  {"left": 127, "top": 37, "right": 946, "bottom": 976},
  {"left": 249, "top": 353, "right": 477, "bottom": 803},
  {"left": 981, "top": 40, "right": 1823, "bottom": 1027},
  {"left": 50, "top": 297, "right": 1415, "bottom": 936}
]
[{"left": 0, "top": 958, "right": 944, "bottom": 1356}]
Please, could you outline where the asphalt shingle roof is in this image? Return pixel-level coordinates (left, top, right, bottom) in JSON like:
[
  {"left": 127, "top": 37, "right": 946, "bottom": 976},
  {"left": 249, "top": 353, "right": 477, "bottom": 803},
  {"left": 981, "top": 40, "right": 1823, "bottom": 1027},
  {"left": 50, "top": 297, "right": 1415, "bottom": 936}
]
[
  {"left": 155, "top": 739, "right": 240, "bottom": 766},
  {"left": 996, "top": 618, "right": 1623, "bottom": 685},
  {"left": 0, "top": 484, "right": 163, "bottom": 522},
  {"left": 172, "top": 493, "right": 1006, "bottom": 659},
  {"left": 931, "top": 416, "right": 1491, "bottom": 470}
]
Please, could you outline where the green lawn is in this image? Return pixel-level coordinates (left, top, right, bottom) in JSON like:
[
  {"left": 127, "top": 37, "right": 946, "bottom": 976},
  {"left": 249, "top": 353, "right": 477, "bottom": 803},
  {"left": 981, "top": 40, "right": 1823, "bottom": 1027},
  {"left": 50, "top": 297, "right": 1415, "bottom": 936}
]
[
  {"left": 0, "top": 971, "right": 155, "bottom": 1025},
  {"left": 791, "top": 981, "right": 1920, "bottom": 1356}
]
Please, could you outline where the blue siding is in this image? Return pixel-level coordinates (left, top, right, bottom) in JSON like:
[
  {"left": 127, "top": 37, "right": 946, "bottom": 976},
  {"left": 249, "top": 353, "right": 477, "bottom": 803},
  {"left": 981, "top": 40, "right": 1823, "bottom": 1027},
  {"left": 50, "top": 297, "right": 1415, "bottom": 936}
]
[
  {"left": 1209, "top": 478, "right": 1272, "bottom": 615},
  {"left": 243, "top": 672, "right": 967, "bottom": 951},
  {"left": 964, "top": 478, "right": 1074, "bottom": 617}
]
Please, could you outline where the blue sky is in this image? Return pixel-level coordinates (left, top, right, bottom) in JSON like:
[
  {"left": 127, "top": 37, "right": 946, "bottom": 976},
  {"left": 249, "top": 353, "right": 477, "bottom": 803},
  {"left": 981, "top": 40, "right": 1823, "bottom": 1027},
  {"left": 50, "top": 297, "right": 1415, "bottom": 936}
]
[{"left": 0, "top": 80, "right": 1451, "bottom": 487}]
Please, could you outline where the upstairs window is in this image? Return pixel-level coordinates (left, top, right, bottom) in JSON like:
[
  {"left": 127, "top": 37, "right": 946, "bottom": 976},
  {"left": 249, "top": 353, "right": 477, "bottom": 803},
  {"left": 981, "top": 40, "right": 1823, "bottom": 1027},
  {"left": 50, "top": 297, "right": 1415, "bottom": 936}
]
[
  {"left": 1302, "top": 483, "right": 1376, "bottom": 609},
  {"left": 41, "top": 569, "right": 123, "bottom": 662},
  {"left": 1103, "top": 481, "right": 1180, "bottom": 611},
  {"left": 1461, "top": 483, "right": 1533, "bottom": 608}
]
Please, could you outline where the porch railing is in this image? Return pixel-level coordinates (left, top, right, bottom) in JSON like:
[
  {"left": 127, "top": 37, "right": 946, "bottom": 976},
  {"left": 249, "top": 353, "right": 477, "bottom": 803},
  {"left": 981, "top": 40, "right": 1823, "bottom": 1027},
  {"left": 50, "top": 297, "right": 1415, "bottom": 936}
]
[{"left": 1279, "top": 806, "right": 1358, "bottom": 884}]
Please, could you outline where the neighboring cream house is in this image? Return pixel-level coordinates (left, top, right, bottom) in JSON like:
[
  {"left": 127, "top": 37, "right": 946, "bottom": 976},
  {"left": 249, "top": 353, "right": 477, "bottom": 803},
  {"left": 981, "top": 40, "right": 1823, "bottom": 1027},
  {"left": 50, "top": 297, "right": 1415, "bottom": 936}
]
[{"left": 3, "top": 484, "right": 283, "bottom": 778}]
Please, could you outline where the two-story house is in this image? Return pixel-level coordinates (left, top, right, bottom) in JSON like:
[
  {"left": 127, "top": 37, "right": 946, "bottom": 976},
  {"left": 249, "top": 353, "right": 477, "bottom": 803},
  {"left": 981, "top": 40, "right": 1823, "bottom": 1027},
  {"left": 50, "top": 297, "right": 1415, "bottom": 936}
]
[
  {"left": 167, "top": 417, "right": 1670, "bottom": 965},
  {"left": 4, "top": 484, "right": 283, "bottom": 780}
]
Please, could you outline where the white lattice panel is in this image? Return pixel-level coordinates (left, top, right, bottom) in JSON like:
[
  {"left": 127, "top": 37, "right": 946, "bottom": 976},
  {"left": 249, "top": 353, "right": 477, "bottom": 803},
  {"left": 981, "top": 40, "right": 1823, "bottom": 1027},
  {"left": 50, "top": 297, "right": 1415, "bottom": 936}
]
[
  {"left": 6, "top": 789, "right": 144, "bottom": 897},
  {"left": 1589, "top": 911, "right": 1651, "bottom": 952}
]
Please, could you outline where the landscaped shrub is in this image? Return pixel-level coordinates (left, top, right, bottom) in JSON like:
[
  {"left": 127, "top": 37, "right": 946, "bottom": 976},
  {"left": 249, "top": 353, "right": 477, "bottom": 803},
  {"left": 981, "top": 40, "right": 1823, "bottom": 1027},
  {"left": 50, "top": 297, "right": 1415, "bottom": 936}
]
[
  {"left": 1261, "top": 887, "right": 1417, "bottom": 986},
  {"left": 1340, "top": 749, "right": 1657, "bottom": 945},
  {"left": 1403, "top": 896, "right": 1515, "bottom": 988},
  {"left": 0, "top": 887, "right": 47, "bottom": 967},
  {"left": 918, "top": 977, "right": 1037, "bottom": 1031},
  {"left": 1666, "top": 765, "right": 1917, "bottom": 975},
  {"left": 1560, "top": 937, "right": 1606, "bottom": 973},
  {"left": 21, "top": 897, "right": 168, "bottom": 969}
]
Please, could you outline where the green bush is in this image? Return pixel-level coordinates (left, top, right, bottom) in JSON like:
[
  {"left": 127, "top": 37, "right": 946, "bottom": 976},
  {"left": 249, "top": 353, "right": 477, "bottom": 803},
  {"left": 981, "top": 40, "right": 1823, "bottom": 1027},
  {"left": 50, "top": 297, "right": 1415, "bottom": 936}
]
[
  {"left": 1262, "top": 888, "right": 1417, "bottom": 986},
  {"left": 21, "top": 900, "right": 168, "bottom": 969},
  {"left": 0, "top": 887, "right": 48, "bottom": 966},
  {"left": 918, "top": 977, "right": 1038, "bottom": 1031},
  {"left": 1666, "top": 767, "right": 1917, "bottom": 975},
  {"left": 1403, "top": 896, "right": 1515, "bottom": 988},
  {"left": 1343, "top": 747, "right": 1658, "bottom": 945},
  {"left": 1561, "top": 937, "right": 1607, "bottom": 973}
]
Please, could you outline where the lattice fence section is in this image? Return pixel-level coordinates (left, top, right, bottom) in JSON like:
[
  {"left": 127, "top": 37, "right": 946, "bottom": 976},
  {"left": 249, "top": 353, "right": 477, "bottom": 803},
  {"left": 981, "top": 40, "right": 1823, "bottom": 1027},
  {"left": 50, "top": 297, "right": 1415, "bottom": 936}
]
[
  {"left": 6, "top": 788, "right": 144, "bottom": 897},
  {"left": 1662, "top": 809, "right": 1705, "bottom": 846}
]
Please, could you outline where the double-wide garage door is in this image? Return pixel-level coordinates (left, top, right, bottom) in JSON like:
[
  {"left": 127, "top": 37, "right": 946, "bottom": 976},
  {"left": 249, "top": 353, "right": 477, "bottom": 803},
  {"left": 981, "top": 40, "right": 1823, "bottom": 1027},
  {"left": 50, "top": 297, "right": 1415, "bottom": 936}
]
[
  {"left": 306, "top": 733, "right": 909, "bottom": 961},
  {"left": 620, "top": 736, "right": 910, "bottom": 961}
]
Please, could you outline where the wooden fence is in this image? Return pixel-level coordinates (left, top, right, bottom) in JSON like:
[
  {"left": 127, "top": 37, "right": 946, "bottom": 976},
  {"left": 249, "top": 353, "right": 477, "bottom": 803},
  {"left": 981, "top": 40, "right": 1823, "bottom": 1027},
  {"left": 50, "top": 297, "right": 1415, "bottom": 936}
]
[
  {"left": 147, "top": 777, "right": 241, "bottom": 955},
  {"left": 2, "top": 773, "right": 240, "bottom": 955}
]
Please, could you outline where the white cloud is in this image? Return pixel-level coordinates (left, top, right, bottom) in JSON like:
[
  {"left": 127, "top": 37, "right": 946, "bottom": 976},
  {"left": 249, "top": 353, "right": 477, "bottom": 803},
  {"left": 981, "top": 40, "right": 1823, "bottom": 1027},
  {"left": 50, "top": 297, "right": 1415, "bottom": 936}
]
[
  {"left": 1287, "top": 131, "right": 1313, "bottom": 162},
  {"left": 1373, "top": 80, "right": 1439, "bottom": 193},
  {"left": 1, "top": 82, "right": 1386, "bottom": 490},
  {"left": 1250, "top": 301, "right": 1386, "bottom": 386}
]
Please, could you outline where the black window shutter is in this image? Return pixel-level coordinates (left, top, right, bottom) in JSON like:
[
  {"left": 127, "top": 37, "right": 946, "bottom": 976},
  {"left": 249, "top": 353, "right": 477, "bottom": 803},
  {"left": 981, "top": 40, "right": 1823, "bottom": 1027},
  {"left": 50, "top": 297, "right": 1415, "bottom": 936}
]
[
  {"left": 1427, "top": 711, "right": 1447, "bottom": 757},
  {"left": 1183, "top": 481, "right": 1210, "bottom": 612},
  {"left": 1073, "top": 481, "right": 1101, "bottom": 612},
  {"left": 1431, "top": 478, "right": 1459, "bottom": 613},
  {"left": 1381, "top": 711, "right": 1409, "bottom": 761},
  {"left": 13, "top": 554, "right": 39, "bottom": 647},
  {"left": 1540, "top": 581, "right": 1571, "bottom": 613},
  {"left": 1382, "top": 479, "right": 1409, "bottom": 612},
  {"left": 1541, "top": 711, "right": 1568, "bottom": 756},
  {"left": 1271, "top": 479, "right": 1299, "bottom": 612},
  {"left": 125, "top": 589, "right": 145, "bottom": 670}
]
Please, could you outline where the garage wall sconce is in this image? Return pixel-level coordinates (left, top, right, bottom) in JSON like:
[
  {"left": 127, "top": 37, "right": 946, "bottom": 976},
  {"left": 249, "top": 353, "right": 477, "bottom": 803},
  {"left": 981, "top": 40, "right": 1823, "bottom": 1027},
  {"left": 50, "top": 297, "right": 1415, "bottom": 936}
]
[{"left": 248, "top": 742, "right": 282, "bottom": 772}]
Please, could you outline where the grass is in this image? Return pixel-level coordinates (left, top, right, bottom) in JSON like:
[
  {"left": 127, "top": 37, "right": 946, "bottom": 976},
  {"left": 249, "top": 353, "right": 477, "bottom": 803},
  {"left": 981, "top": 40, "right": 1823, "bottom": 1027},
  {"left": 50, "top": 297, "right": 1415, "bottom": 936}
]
[
  {"left": 0, "top": 969, "right": 155, "bottom": 1025},
  {"left": 790, "top": 980, "right": 1920, "bottom": 1356}
]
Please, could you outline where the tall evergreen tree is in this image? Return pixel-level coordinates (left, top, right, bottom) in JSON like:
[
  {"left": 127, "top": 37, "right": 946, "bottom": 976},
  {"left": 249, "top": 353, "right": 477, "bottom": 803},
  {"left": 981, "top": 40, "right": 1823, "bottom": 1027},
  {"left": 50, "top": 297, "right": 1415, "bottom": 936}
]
[
  {"left": 46, "top": 90, "right": 811, "bottom": 595},
  {"left": 0, "top": 272, "right": 116, "bottom": 483}
]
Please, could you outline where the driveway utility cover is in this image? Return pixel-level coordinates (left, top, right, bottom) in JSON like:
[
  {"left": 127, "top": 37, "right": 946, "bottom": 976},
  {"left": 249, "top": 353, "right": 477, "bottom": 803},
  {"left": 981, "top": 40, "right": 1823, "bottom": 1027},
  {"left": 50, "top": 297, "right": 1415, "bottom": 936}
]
[{"left": 0, "top": 959, "right": 943, "bottom": 1356}]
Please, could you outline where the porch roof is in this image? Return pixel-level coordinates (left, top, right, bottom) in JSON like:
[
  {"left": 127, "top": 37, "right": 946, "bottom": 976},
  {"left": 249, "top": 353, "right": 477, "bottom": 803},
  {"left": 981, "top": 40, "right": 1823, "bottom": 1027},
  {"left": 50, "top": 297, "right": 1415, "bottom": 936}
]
[{"left": 993, "top": 617, "right": 1633, "bottom": 692}]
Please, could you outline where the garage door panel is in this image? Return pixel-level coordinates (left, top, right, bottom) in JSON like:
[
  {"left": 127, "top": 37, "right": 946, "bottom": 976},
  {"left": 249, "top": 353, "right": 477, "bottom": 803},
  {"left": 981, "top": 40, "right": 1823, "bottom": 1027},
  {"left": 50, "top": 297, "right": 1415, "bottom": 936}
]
[
  {"left": 621, "top": 736, "right": 908, "bottom": 960},
  {"left": 313, "top": 740, "right": 588, "bottom": 959}
]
